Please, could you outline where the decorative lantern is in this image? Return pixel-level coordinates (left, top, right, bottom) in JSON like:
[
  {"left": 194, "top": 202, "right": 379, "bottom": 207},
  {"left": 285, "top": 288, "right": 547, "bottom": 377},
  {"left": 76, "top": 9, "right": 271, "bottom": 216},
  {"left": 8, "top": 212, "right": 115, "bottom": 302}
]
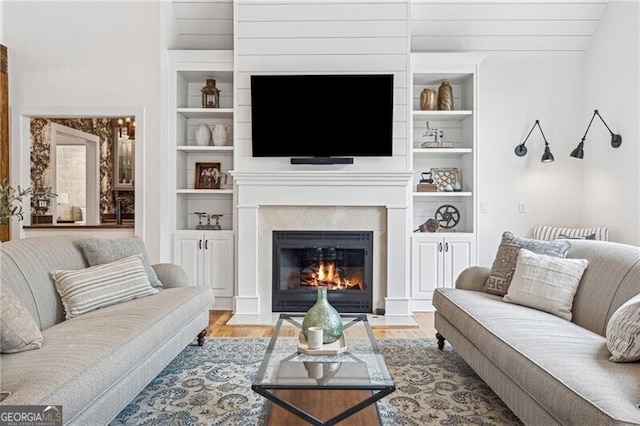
[{"left": 201, "top": 79, "right": 221, "bottom": 108}]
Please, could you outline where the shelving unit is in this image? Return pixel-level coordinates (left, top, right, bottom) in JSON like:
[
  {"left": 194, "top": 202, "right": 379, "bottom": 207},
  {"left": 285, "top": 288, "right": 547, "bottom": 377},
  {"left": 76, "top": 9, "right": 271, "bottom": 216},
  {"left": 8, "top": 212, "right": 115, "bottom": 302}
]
[
  {"left": 409, "top": 53, "right": 483, "bottom": 311},
  {"left": 168, "top": 50, "right": 235, "bottom": 309}
]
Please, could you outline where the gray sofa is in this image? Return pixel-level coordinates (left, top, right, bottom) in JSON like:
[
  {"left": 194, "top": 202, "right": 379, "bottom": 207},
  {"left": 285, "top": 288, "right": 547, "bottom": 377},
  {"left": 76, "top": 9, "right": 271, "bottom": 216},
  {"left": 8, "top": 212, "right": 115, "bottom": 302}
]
[
  {"left": 0, "top": 235, "right": 213, "bottom": 425},
  {"left": 434, "top": 239, "right": 640, "bottom": 425}
]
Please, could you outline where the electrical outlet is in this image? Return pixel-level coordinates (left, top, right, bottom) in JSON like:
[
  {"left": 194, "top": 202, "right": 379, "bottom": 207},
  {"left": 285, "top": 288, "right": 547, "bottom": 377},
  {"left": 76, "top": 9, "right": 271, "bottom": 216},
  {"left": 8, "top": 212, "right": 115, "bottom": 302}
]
[{"left": 518, "top": 201, "right": 526, "bottom": 213}]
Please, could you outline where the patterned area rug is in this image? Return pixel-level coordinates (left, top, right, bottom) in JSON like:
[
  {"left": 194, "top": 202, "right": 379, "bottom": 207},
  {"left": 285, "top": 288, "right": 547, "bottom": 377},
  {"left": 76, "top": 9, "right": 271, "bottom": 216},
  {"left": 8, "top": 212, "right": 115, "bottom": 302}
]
[{"left": 111, "top": 338, "right": 523, "bottom": 425}]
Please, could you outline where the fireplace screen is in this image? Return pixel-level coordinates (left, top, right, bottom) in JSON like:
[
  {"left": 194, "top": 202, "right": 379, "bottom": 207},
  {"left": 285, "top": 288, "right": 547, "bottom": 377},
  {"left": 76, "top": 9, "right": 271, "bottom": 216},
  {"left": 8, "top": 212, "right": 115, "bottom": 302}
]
[{"left": 272, "top": 230, "right": 373, "bottom": 313}]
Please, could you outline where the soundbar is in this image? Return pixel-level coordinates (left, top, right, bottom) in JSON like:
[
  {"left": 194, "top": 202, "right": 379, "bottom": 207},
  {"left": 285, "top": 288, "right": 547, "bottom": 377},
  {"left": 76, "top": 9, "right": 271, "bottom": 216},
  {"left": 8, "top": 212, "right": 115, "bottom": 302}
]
[{"left": 290, "top": 157, "right": 354, "bottom": 165}]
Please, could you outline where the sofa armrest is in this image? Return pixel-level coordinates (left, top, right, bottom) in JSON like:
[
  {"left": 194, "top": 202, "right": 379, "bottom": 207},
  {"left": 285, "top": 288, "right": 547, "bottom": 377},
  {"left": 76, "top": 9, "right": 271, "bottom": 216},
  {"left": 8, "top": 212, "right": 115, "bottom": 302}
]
[
  {"left": 455, "top": 266, "right": 491, "bottom": 292},
  {"left": 152, "top": 263, "right": 191, "bottom": 288}
]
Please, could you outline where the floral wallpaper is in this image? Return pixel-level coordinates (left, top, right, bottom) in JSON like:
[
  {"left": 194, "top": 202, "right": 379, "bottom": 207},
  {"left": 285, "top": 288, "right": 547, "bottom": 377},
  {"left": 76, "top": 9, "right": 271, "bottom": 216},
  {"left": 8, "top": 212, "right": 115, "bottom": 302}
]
[{"left": 30, "top": 118, "right": 135, "bottom": 217}]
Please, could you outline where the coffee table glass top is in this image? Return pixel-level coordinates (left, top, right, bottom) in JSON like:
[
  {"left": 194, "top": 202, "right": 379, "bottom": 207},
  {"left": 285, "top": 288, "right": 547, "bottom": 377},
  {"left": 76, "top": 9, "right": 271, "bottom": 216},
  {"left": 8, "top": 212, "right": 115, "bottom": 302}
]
[{"left": 253, "top": 314, "right": 394, "bottom": 389}]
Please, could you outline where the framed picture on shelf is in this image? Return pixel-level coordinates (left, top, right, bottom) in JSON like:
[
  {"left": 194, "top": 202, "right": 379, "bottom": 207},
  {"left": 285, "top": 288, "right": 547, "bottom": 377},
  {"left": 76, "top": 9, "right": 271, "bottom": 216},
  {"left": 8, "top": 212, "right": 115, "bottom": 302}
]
[{"left": 194, "top": 162, "right": 222, "bottom": 189}]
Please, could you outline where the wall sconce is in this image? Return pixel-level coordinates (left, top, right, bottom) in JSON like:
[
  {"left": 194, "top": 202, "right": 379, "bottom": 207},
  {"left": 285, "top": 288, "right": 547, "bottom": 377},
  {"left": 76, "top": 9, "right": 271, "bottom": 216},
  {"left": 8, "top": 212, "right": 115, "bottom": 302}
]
[
  {"left": 514, "top": 120, "right": 555, "bottom": 163},
  {"left": 116, "top": 117, "right": 135, "bottom": 140},
  {"left": 570, "top": 109, "right": 622, "bottom": 159}
]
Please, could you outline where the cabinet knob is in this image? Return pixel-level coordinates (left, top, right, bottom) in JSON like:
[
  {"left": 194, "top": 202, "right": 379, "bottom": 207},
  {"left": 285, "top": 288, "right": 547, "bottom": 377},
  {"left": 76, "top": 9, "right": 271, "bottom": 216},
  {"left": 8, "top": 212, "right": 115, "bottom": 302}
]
[
  {"left": 438, "top": 242, "right": 443, "bottom": 252},
  {"left": 205, "top": 239, "right": 208, "bottom": 250},
  {"left": 199, "top": 239, "right": 202, "bottom": 250},
  {"left": 445, "top": 242, "right": 449, "bottom": 252}
]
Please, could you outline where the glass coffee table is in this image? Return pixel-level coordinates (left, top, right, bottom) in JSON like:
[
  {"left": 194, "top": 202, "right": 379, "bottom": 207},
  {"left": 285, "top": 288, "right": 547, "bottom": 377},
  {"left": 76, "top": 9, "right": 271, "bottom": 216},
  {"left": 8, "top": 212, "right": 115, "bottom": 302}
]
[{"left": 252, "top": 314, "right": 395, "bottom": 426}]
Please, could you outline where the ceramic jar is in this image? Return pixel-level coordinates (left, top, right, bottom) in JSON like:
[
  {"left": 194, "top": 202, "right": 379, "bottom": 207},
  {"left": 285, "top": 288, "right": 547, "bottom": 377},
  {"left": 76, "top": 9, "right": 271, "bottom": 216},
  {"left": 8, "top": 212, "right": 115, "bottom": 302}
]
[
  {"left": 194, "top": 123, "right": 211, "bottom": 146},
  {"left": 302, "top": 287, "right": 343, "bottom": 344},
  {"left": 210, "top": 124, "right": 230, "bottom": 146},
  {"left": 420, "top": 88, "right": 437, "bottom": 111},
  {"left": 437, "top": 81, "right": 454, "bottom": 111}
]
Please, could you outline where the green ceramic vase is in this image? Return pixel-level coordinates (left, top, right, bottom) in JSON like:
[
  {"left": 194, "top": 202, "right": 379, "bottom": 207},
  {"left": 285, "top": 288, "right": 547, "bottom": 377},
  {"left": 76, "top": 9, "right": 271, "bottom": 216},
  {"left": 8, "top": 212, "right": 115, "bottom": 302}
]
[{"left": 302, "top": 287, "right": 343, "bottom": 344}]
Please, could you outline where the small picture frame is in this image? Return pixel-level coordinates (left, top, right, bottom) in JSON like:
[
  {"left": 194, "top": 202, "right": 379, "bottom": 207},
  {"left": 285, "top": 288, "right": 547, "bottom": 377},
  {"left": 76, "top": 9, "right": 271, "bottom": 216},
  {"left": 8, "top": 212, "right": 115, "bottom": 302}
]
[{"left": 194, "top": 162, "right": 222, "bottom": 189}]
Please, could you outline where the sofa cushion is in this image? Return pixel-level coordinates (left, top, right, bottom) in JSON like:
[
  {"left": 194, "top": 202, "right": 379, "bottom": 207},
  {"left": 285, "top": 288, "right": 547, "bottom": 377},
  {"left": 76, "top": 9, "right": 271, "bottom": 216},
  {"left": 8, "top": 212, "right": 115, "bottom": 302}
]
[
  {"left": 484, "top": 231, "right": 571, "bottom": 296},
  {"left": 51, "top": 255, "right": 158, "bottom": 320},
  {"left": 0, "top": 286, "right": 211, "bottom": 422},
  {"left": 606, "top": 293, "right": 640, "bottom": 362},
  {"left": 78, "top": 236, "right": 163, "bottom": 288},
  {"left": 504, "top": 249, "right": 588, "bottom": 321},
  {"left": 1, "top": 284, "right": 43, "bottom": 353},
  {"left": 433, "top": 288, "right": 640, "bottom": 425}
]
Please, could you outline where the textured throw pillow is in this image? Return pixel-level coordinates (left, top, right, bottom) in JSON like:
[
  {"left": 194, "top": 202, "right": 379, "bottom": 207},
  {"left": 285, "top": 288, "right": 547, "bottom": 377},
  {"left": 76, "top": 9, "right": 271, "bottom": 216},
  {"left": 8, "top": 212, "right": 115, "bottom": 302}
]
[
  {"left": 503, "top": 249, "right": 588, "bottom": 321},
  {"left": 484, "top": 231, "right": 571, "bottom": 296},
  {"left": 51, "top": 255, "right": 159, "bottom": 320},
  {"left": 1, "top": 284, "right": 44, "bottom": 353},
  {"left": 78, "top": 236, "right": 163, "bottom": 288},
  {"left": 606, "top": 293, "right": 640, "bottom": 362}
]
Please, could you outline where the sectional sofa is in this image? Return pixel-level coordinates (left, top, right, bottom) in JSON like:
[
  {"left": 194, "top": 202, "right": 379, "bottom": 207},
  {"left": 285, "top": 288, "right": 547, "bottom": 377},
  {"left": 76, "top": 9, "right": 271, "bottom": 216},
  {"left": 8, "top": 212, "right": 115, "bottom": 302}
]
[{"left": 0, "top": 235, "right": 213, "bottom": 425}]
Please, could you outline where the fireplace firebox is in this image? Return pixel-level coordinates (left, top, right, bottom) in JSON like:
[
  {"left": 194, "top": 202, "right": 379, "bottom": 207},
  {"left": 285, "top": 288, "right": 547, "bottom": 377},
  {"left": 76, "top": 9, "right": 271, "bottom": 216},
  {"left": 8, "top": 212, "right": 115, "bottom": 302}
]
[{"left": 272, "top": 230, "right": 373, "bottom": 313}]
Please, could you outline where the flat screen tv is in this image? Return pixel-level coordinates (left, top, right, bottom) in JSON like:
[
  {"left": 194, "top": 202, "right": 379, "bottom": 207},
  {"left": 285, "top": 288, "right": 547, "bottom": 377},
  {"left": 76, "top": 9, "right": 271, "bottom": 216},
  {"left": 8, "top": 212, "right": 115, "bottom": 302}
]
[{"left": 250, "top": 74, "right": 394, "bottom": 160}]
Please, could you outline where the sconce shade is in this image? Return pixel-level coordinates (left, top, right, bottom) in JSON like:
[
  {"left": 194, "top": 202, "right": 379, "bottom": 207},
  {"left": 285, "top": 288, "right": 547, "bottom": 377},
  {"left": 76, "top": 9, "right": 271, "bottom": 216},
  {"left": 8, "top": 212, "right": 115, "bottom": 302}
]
[
  {"left": 542, "top": 146, "right": 555, "bottom": 163},
  {"left": 570, "top": 142, "right": 584, "bottom": 159},
  {"left": 514, "top": 119, "right": 554, "bottom": 163},
  {"left": 571, "top": 110, "right": 621, "bottom": 159}
]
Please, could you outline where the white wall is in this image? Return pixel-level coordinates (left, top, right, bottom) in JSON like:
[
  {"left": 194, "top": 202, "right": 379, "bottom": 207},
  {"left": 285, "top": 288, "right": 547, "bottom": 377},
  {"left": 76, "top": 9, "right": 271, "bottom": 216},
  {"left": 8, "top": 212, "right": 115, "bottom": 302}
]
[
  {"left": 477, "top": 54, "right": 584, "bottom": 266},
  {"left": 582, "top": 0, "right": 640, "bottom": 245},
  {"left": 4, "top": 1, "right": 164, "bottom": 261},
  {"left": 0, "top": 0, "right": 4, "bottom": 45}
]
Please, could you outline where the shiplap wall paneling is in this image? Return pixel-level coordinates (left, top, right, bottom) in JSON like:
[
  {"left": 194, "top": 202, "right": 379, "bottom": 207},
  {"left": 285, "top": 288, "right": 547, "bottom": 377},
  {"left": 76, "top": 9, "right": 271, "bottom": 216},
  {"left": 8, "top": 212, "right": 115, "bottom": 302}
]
[
  {"left": 171, "top": 0, "right": 233, "bottom": 50},
  {"left": 235, "top": 0, "right": 410, "bottom": 172},
  {"left": 410, "top": 1, "right": 606, "bottom": 52}
]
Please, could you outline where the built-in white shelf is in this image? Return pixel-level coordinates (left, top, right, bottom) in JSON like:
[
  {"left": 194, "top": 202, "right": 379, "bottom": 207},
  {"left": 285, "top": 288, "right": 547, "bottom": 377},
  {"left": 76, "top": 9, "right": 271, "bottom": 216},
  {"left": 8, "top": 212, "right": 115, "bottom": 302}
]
[
  {"left": 176, "top": 189, "right": 234, "bottom": 195},
  {"left": 177, "top": 108, "right": 234, "bottom": 119},
  {"left": 413, "top": 191, "right": 472, "bottom": 197},
  {"left": 413, "top": 148, "right": 472, "bottom": 157},
  {"left": 412, "top": 110, "right": 472, "bottom": 121},
  {"left": 176, "top": 145, "right": 234, "bottom": 153}
]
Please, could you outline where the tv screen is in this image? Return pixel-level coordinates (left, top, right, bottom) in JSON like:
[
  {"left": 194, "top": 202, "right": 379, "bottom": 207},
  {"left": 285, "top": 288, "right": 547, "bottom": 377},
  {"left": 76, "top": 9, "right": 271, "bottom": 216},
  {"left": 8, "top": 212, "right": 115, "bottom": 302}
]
[{"left": 250, "top": 74, "right": 394, "bottom": 158}]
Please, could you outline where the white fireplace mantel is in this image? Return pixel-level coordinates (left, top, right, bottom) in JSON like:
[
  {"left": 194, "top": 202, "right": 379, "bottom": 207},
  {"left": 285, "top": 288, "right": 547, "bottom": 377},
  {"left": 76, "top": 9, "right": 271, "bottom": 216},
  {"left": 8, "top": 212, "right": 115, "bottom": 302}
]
[{"left": 231, "top": 170, "right": 414, "bottom": 317}]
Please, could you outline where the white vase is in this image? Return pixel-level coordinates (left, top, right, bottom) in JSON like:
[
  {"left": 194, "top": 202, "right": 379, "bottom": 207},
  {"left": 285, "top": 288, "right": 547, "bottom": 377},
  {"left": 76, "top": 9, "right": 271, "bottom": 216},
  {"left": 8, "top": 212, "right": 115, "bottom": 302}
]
[
  {"left": 194, "top": 123, "right": 211, "bottom": 146},
  {"left": 210, "top": 124, "right": 230, "bottom": 146}
]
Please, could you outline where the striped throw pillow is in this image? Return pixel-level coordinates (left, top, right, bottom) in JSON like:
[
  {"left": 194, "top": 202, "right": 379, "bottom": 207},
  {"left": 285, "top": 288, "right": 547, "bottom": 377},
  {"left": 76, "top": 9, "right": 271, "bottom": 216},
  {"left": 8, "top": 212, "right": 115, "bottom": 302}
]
[
  {"left": 51, "top": 255, "right": 159, "bottom": 320},
  {"left": 606, "top": 293, "right": 640, "bottom": 362}
]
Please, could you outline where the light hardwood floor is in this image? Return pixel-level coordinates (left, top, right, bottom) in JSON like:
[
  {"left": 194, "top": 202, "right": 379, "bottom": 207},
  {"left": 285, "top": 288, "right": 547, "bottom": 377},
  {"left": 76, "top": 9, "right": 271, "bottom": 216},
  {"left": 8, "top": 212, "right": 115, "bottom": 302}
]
[{"left": 207, "top": 311, "right": 438, "bottom": 339}]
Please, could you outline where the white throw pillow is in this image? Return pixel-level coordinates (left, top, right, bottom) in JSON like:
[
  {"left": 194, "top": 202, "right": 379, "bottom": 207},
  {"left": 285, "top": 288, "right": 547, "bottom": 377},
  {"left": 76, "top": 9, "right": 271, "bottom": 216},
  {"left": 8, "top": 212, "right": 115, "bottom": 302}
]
[
  {"left": 606, "top": 293, "right": 640, "bottom": 362},
  {"left": 503, "top": 248, "right": 588, "bottom": 321},
  {"left": 51, "top": 254, "right": 158, "bottom": 320}
]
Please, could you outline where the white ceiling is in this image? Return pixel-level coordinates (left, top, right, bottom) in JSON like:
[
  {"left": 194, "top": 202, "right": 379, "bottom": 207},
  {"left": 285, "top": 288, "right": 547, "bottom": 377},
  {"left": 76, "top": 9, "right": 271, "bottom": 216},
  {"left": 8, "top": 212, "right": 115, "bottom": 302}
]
[{"left": 168, "top": 0, "right": 607, "bottom": 52}]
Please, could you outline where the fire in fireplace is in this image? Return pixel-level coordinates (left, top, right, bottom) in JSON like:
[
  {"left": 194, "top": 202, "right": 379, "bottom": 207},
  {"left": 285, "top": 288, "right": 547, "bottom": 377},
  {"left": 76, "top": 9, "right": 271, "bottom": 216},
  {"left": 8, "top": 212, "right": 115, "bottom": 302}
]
[{"left": 272, "top": 230, "right": 373, "bottom": 313}]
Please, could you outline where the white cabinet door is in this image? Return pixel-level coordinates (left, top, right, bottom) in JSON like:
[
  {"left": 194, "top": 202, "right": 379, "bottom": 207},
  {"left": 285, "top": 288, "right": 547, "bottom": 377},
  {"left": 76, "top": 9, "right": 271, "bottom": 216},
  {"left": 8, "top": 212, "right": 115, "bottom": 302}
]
[
  {"left": 173, "top": 232, "right": 204, "bottom": 286},
  {"left": 442, "top": 234, "right": 475, "bottom": 288},
  {"left": 174, "top": 230, "right": 234, "bottom": 309},
  {"left": 203, "top": 233, "right": 234, "bottom": 299},
  {"left": 411, "top": 235, "right": 442, "bottom": 300},
  {"left": 412, "top": 233, "right": 476, "bottom": 310}
]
